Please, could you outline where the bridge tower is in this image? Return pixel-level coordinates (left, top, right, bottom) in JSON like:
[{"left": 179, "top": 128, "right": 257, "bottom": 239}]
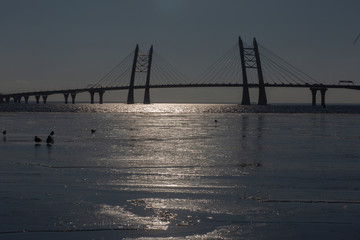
[
  {"left": 143, "top": 45, "right": 153, "bottom": 104},
  {"left": 127, "top": 45, "right": 154, "bottom": 104},
  {"left": 238, "top": 37, "right": 267, "bottom": 105},
  {"left": 239, "top": 37, "right": 250, "bottom": 105}
]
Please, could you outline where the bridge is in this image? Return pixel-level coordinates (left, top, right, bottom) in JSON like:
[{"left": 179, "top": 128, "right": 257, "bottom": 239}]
[{"left": 1, "top": 37, "right": 359, "bottom": 108}]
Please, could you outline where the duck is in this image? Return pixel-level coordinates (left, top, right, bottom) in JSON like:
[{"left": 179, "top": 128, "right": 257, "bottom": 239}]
[
  {"left": 46, "top": 135, "right": 54, "bottom": 145},
  {"left": 91, "top": 129, "right": 96, "bottom": 133},
  {"left": 34, "top": 136, "right": 42, "bottom": 143}
]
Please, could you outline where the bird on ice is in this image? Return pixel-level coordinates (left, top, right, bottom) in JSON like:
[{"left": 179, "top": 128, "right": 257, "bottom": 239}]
[
  {"left": 46, "top": 135, "right": 54, "bottom": 145},
  {"left": 34, "top": 136, "right": 42, "bottom": 144}
]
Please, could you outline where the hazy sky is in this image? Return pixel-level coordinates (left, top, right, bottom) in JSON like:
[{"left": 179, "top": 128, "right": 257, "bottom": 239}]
[{"left": 0, "top": 0, "right": 359, "bottom": 103}]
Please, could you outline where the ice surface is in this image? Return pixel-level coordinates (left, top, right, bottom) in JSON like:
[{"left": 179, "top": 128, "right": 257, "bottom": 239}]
[{"left": 0, "top": 104, "right": 360, "bottom": 239}]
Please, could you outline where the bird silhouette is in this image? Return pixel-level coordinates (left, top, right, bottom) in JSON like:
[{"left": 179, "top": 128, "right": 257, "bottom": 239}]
[
  {"left": 34, "top": 136, "right": 42, "bottom": 143},
  {"left": 3, "top": 130, "right": 6, "bottom": 135},
  {"left": 91, "top": 129, "right": 96, "bottom": 133},
  {"left": 50, "top": 130, "right": 54, "bottom": 136},
  {"left": 46, "top": 135, "right": 54, "bottom": 145}
]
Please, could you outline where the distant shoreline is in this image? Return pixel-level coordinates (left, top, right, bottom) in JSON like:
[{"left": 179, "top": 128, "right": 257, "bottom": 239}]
[{"left": 1, "top": 103, "right": 360, "bottom": 114}]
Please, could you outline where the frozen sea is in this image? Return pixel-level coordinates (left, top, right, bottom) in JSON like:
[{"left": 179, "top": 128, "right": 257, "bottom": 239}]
[{"left": 0, "top": 103, "right": 360, "bottom": 240}]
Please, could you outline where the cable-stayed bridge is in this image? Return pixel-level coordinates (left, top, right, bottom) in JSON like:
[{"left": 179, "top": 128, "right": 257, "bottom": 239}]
[{"left": 1, "top": 37, "right": 359, "bottom": 107}]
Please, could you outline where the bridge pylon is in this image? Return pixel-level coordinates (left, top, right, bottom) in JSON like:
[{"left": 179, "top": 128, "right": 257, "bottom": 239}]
[
  {"left": 127, "top": 45, "right": 139, "bottom": 104},
  {"left": 239, "top": 37, "right": 250, "bottom": 105},
  {"left": 127, "top": 45, "right": 154, "bottom": 104},
  {"left": 143, "top": 45, "right": 153, "bottom": 104},
  {"left": 238, "top": 37, "right": 267, "bottom": 105}
]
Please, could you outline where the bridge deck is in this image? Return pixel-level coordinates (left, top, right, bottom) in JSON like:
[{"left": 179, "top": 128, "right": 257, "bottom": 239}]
[{"left": 1, "top": 83, "right": 360, "bottom": 98}]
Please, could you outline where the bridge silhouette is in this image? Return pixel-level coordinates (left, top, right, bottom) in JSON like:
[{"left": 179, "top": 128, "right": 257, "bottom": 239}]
[{"left": 1, "top": 36, "right": 359, "bottom": 107}]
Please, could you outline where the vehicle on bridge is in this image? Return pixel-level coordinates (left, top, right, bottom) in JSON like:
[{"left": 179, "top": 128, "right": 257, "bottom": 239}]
[{"left": 338, "top": 80, "right": 354, "bottom": 85}]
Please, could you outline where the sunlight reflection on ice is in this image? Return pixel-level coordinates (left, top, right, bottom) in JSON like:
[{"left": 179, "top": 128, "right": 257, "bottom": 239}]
[
  {"left": 2, "top": 105, "right": 360, "bottom": 239},
  {"left": 98, "top": 204, "right": 169, "bottom": 230},
  {"left": 129, "top": 198, "right": 263, "bottom": 216}
]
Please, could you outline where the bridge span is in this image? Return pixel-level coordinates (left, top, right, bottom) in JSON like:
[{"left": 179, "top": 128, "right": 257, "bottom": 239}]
[
  {"left": 1, "top": 83, "right": 359, "bottom": 108},
  {"left": 1, "top": 37, "right": 359, "bottom": 108}
]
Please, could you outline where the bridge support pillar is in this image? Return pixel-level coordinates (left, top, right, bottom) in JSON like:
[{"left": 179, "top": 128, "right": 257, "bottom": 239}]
[
  {"left": 6, "top": 97, "right": 10, "bottom": 104},
  {"left": 71, "top": 93, "right": 76, "bottom": 104},
  {"left": 64, "top": 93, "right": 69, "bottom": 104},
  {"left": 127, "top": 45, "right": 139, "bottom": 104},
  {"left": 239, "top": 37, "right": 250, "bottom": 105},
  {"left": 99, "top": 89, "right": 105, "bottom": 104},
  {"left": 42, "top": 95, "right": 48, "bottom": 104},
  {"left": 24, "top": 96, "right": 29, "bottom": 104},
  {"left": 143, "top": 45, "right": 153, "bottom": 104},
  {"left": 35, "top": 95, "right": 40, "bottom": 104},
  {"left": 13, "top": 96, "right": 19, "bottom": 103},
  {"left": 0, "top": 97, "right": 3, "bottom": 103},
  {"left": 310, "top": 85, "right": 327, "bottom": 108},
  {"left": 310, "top": 88, "right": 317, "bottom": 106},
  {"left": 320, "top": 88, "right": 327, "bottom": 108},
  {"left": 89, "top": 91, "right": 95, "bottom": 104}
]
